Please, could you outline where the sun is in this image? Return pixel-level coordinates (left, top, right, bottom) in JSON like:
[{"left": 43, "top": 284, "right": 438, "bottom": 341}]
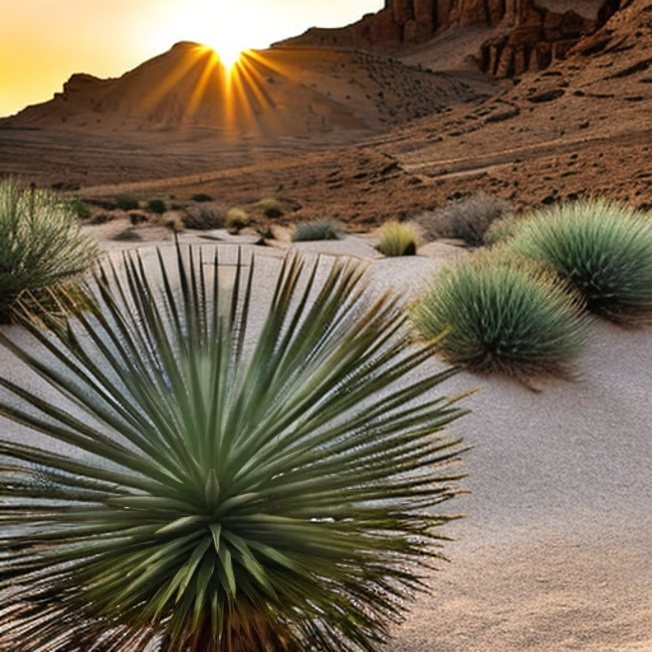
[
  {"left": 209, "top": 42, "right": 244, "bottom": 71},
  {"left": 187, "top": 2, "right": 257, "bottom": 71}
]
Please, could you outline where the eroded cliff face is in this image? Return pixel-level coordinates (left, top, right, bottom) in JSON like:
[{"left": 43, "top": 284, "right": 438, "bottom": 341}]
[{"left": 279, "top": 0, "right": 624, "bottom": 78}]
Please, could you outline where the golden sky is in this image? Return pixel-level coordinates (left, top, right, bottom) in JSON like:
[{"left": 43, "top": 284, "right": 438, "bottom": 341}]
[{"left": 0, "top": 0, "right": 383, "bottom": 118}]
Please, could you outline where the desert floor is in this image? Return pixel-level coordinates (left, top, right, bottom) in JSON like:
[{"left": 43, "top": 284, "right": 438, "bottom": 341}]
[{"left": 2, "top": 230, "right": 651, "bottom": 651}]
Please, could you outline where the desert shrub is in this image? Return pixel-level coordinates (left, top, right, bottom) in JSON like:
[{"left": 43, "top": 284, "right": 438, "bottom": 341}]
[
  {"left": 508, "top": 198, "right": 652, "bottom": 324},
  {"left": 115, "top": 195, "right": 140, "bottom": 211},
  {"left": 88, "top": 211, "right": 117, "bottom": 225},
  {"left": 111, "top": 228, "right": 142, "bottom": 241},
  {"left": 292, "top": 219, "right": 341, "bottom": 242},
  {"left": 413, "top": 192, "right": 512, "bottom": 247},
  {"left": 0, "top": 245, "right": 467, "bottom": 652},
  {"left": 67, "top": 198, "right": 91, "bottom": 220},
  {"left": 190, "top": 193, "right": 214, "bottom": 202},
  {"left": 255, "top": 198, "right": 284, "bottom": 218},
  {"left": 0, "top": 178, "right": 99, "bottom": 323},
  {"left": 225, "top": 207, "right": 249, "bottom": 233},
  {"left": 182, "top": 202, "right": 227, "bottom": 230},
  {"left": 484, "top": 214, "right": 523, "bottom": 247},
  {"left": 146, "top": 198, "right": 167, "bottom": 215},
  {"left": 377, "top": 220, "right": 419, "bottom": 256},
  {"left": 410, "top": 253, "right": 589, "bottom": 378}
]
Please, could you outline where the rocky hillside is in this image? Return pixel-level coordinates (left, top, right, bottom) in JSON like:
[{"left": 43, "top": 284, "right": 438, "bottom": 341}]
[
  {"left": 0, "top": 42, "right": 489, "bottom": 138},
  {"left": 280, "top": 1, "right": 622, "bottom": 77}
]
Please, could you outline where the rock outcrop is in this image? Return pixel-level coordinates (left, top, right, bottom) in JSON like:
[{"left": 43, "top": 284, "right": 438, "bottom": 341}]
[{"left": 278, "top": 1, "right": 623, "bottom": 78}]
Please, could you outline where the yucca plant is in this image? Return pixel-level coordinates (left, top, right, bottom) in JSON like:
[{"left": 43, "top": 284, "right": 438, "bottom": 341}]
[
  {"left": 410, "top": 253, "right": 589, "bottom": 378},
  {"left": 508, "top": 198, "right": 652, "bottom": 324},
  {"left": 376, "top": 221, "right": 419, "bottom": 257},
  {"left": 0, "top": 244, "right": 467, "bottom": 652},
  {"left": 0, "top": 177, "right": 98, "bottom": 322}
]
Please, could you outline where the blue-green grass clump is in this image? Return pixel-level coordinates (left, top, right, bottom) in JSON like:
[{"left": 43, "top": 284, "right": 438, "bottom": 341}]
[
  {"left": 292, "top": 219, "right": 340, "bottom": 242},
  {"left": 508, "top": 199, "right": 652, "bottom": 324},
  {"left": 411, "top": 254, "right": 589, "bottom": 378}
]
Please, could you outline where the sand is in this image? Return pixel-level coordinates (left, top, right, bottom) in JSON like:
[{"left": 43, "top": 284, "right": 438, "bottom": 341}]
[{"left": 1, "top": 230, "right": 651, "bottom": 651}]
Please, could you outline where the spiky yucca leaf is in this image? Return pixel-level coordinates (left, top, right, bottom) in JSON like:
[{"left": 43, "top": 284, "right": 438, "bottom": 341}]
[{"left": 0, "top": 245, "right": 466, "bottom": 652}]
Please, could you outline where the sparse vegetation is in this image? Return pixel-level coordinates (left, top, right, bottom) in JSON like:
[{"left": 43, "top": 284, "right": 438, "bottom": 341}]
[
  {"left": 484, "top": 214, "right": 523, "bottom": 247},
  {"left": 115, "top": 195, "right": 140, "bottom": 211},
  {"left": 190, "top": 193, "right": 214, "bottom": 203},
  {"left": 182, "top": 202, "right": 227, "bottom": 230},
  {"left": 0, "top": 178, "right": 99, "bottom": 323},
  {"left": 255, "top": 198, "right": 284, "bottom": 218},
  {"left": 111, "top": 227, "right": 143, "bottom": 241},
  {"left": 225, "top": 207, "right": 249, "bottom": 233},
  {"left": 377, "top": 220, "right": 419, "bottom": 256},
  {"left": 292, "top": 219, "right": 341, "bottom": 242},
  {"left": 146, "top": 198, "right": 167, "bottom": 215},
  {"left": 410, "top": 253, "right": 589, "bottom": 378},
  {"left": 508, "top": 198, "right": 652, "bottom": 324},
  {"left": 0, "top": 246, "right": 467, "bottom": 652},
  {"left": 67, "top": 198, "right": 91, "bottom": 220},
  {"left": 413, "top": 193, "right": 512, "bottom": 247}
]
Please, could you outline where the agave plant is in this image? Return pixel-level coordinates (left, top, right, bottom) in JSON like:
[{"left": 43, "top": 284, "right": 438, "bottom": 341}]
[
  {"left": 0, "top": 244, "right": 467, "bottom": 651},
  {"left": 0, "top": 177, "right": 98, "bottom": 322}
]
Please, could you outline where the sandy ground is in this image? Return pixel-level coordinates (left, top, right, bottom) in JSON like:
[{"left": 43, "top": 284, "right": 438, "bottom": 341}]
[{"left": 1, "top": 231, "right": 651, "bottom": 651}]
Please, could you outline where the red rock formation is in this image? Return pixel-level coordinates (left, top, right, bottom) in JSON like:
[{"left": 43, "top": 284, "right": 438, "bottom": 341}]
[{"left": 279, "top": 1, "right": 622, "bottom": 78}]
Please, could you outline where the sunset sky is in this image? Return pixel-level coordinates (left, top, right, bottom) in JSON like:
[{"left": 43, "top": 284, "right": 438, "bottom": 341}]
[{"left": 0, "top": 0, "right": 384, "bottom": 118}]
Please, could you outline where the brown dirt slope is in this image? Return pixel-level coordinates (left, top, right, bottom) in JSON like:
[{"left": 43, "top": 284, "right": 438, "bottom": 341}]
[{"left": 0, "top": 43, "right": 487, "bottom": 140}]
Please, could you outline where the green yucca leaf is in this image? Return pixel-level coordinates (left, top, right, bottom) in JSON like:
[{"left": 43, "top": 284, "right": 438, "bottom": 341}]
[{"left": 0, "top": 244, "right": 467, "bottom": 651}]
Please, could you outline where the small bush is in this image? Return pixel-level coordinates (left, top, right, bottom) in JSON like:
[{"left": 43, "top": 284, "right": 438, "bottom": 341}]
[
  {"left": 508, "top": 198, "right": 652, "bottom": 324},
  {"left": 67, "top": 198, "right": 91, "bottom": 220},
  {"left": 0, "top": 178, "right": 99, "bottom": 322},
  {"left": 484, "top": 214, "right": 523, "bottom": 247},
  {"left": 377, "top": 221, "right": 419, "bottom": 256},
  {"left": 111, "top": 228, "right": 142, "bottom": 242},
  {"left": 256, "top": 198, "right": 284, "bottom": 218},
  {"left": 190, "top": 193, "right": 213, "bottom": 202},
  {"left": 292, "top": 219, "right": 341, "bottom": 242},
  {"left": 413, "top": 193, "right": 512, "bottom": 247},
  {"left": 181, "top": 202, "right": 226, "bottom": 230},
  {"left": 225, "top": 207, "right": 249, "bottom": 233},
  {"left": 410, "top": 254, "right": 589, "bottom": 378},
  {"left": 115, "top": 195, "right": 139, "bottom": 211},
  {"left": 146, "top": 198, "right": 167, "bottom": 215}
]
